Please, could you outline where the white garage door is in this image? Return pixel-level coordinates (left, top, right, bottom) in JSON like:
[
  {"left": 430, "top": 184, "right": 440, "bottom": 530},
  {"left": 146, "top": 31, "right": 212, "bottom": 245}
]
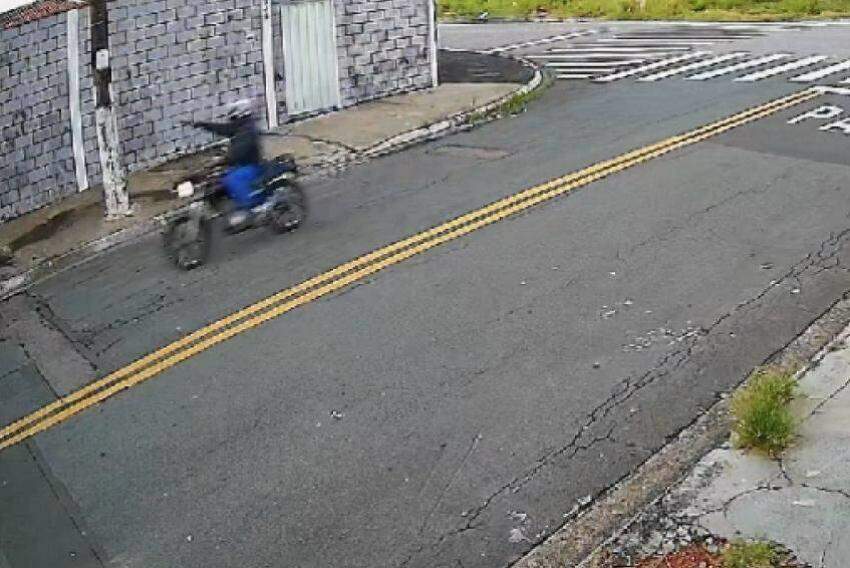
[{"left": 280, "top": 0, "right": 342, "bottom": 115}]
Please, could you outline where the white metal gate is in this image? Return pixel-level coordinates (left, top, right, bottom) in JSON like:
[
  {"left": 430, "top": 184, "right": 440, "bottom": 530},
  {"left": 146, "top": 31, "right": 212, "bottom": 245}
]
[{"left": 280, "top": 0, "right": 341, "bottom": 115}]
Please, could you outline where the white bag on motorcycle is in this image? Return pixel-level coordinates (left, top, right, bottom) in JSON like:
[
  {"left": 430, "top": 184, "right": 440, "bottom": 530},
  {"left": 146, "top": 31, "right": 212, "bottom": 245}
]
[{"left": 176, "top": 181, "right": 195, "bottom": 198}]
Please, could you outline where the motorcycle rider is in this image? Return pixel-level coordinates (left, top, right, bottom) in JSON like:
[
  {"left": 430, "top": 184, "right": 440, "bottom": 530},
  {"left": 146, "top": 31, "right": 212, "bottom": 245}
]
[{"left": 191, "top": 99, "right": 265, "bottom": 228}]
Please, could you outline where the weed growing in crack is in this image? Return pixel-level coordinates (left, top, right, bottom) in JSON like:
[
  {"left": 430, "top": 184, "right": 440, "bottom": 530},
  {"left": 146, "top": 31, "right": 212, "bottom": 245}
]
[
  {"left": 721, "top": 539, "right": 778, "bottom": 568},
  {"left": 731, "top": 366, "right": 796, "bottom": 456},
  {"left": 465, "top": 77, "right": 553, "bottom": 127}
]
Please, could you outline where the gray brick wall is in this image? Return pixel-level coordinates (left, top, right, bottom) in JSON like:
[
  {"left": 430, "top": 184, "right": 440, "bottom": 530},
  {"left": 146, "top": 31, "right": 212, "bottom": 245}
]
[
  {"left": 0, "top": 12, "right": 77, "bottom": 222},
  {"left": 335, "top": 0, "right": 434, "bottom": 106},
  {"left": 1, "top": 0, "right": 436, "bottom": 223},
  {"left": 104, "top": 0, "right": 267, "bottom": 174}
]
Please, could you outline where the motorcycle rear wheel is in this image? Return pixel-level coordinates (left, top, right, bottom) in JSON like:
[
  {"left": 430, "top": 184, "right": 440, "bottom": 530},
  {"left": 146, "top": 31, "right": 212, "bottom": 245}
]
[{"left": 270, "top": 182, "right": 307, "bottom": 234}]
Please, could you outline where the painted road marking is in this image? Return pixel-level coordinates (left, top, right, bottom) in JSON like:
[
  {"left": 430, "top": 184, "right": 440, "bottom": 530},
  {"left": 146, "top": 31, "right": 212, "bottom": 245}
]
[
  {"left": 593, "top": 38, "right": 731, "bottom": 45},
  {"left": 545, "top": 60, "right": 645, "bottom": 67},
  {"left": 791, "top": 59, "right": 850, "bottom": 82},
  {"left": 529, "top": 24, "right": 776, "bottom": 82},
  {"left": 787, "top": 104, "right": 844, "bottom": 124},
  {"left": 815, "top": 86, "right": 850, "bottom": 96},
  {"left": 734, "top": 55, "right": 830, "bottom": 82},
  {"left": 0, "top": 88, "right": 823, "bottom": 452},
  {"left": 541, "top": 46, "right": 689, "bottom": 54},
  {"left": 484, "top": 31, "right": 595, "bottom": 54},
  {"left": 820, "top": 118, "right": 850, "bottom": 134},
  {"left": 638, "top": 52, "right": 749, "bottom": 81},
  {"left": 594, "top": 52, "right": 712, "bottom": 82},
  {"left": 547, "top": 62, "right": 642, "bottom": 71},
  {"left": 556, "top": 69, "right": 617, "bottom": 76},
  {"left": 609, "top": 35, "right": 746, "bottom": 41},
  {"left": 529, "top": 53, "right": 666, "bottom": 60},
  {"left": 789, "top": 103, "right": 850, "bottom": 134},
  {"left": 685, "top": 53, "right": 791, "bottom": 81}
]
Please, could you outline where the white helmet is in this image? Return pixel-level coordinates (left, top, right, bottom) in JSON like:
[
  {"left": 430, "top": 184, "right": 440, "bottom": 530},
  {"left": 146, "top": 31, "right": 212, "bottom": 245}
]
[{"left": 226, "top": 99, "right": 253, "bottom": 120}]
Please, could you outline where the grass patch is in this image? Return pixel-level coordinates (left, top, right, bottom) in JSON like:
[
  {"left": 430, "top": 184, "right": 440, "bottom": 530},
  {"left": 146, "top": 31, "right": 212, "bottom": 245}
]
[
  {"left": 438, "top": 0, "right": 850, "bottom": 21},
  {"left": 730, "top": 366, "right": 797, "bottom": 456},
  {"left": 499, "top": 85, "right": 542, "bottom": 114},
  {"left": 721, "top": 539, "right": 778, "bottom": 568},
  {"left": 467, "top": 77, "right": 552, "bottom": 125}
]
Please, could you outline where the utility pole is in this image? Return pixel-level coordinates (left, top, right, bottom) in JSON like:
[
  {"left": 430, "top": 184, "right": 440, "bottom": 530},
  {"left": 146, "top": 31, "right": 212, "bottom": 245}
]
[{"left": 90, "top": 0, "right": 131, "bottom": 218}]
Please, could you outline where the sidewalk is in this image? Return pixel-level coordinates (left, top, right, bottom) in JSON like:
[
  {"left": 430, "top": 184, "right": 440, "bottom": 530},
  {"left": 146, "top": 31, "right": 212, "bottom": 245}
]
[
  {"left": 600, "top": 326, "right": 850, "bottom": 567},
  {"left": 0, "top": 52, "right": 541, "bottom": 297}
]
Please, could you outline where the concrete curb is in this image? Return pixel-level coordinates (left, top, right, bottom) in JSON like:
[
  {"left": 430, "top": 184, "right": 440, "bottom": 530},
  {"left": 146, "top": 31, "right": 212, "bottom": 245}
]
[
  {"left": 512, "top": 295, "right": 850, "bottom": 568},
  {"left": 295, "top": 51, "right": 544, "bottom": 173},
  {"left": 363, "top": 52, "right": 544, "bottom": 159},
  {"left": 0, "top": 55, "right": 544, "bottom": 301}
]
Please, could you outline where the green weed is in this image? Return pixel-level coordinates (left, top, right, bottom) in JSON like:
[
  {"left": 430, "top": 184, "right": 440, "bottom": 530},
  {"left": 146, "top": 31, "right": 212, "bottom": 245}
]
[
  {"left": 721, "top": 539, "right": 778, "bottom": 568},
  {"left": 466, "top": 77, "right": 551, "bottom": 126},
  {"left": 438, "top": 0, "right": 850, "bottom": 20},
  {"left": 730, "top": 366, "right": 797, "bottom": 456}
]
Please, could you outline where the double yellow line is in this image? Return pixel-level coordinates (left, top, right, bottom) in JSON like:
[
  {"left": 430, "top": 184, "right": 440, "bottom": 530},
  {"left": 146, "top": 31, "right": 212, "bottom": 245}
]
[{"left": 0, "top": 87, "right": 821, "bottom": 452}]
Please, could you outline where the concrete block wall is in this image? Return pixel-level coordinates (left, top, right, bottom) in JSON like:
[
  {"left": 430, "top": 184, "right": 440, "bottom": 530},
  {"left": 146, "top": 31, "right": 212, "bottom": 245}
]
[
  {"left": 1, "top": 0, "right": 437, "bottom": 223},
  {"left": 0, "top": 12, "right": 77, "bottom": 222},
  {"left": 104, "top": 0, "right": 268, "bottom": 174},
  {"left": 335, "top": 0, "right": 434, "bottom": 106}
]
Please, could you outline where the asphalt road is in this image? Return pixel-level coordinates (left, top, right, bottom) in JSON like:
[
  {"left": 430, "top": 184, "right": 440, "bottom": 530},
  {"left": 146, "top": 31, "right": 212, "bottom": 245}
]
[{"left": 3, "top": 23, "right": 850, "bottom": 568}]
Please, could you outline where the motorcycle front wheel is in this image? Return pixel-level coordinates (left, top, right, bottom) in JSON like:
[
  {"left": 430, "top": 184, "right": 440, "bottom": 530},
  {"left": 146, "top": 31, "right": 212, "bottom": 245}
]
[{"left": 163, "top": 214, "right": 212, "bottom": 270}]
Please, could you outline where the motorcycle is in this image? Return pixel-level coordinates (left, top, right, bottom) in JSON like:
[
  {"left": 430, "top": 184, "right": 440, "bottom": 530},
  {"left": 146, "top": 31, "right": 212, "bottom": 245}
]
[{"left": 162, "top": 153, "right": 307, "bottom": 270}]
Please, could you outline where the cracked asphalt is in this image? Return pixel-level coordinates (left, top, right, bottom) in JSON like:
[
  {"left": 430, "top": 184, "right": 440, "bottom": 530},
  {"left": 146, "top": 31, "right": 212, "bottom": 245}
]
[
  {"left": 3, "top": 31, "right": 850, "bottom": 568},
  {"left": 603, "top": 319, "right": 850, "bottom": 566}
]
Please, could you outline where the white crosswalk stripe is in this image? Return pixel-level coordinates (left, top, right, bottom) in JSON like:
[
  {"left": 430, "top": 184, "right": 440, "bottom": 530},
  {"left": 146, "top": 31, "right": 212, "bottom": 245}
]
[
  {"left": 507, "top": 24, "right": 850, "bottom": 86},
  {"left": 791, "top": 60, "right": 850, "bottom": 82},
  {"left": 529, "top": 51, "right": 680, "bottom": 60},
  {"left": 556, "top": 68, "right": 618, "bottom": 75},
  {"left": 638, "top": 53, "right": 748, "bottom": 82},
  {"left": 594, "top": 52, "right": 712, "bottom": 82},
  {"left": 734, "top": 55, "right": 829, "bottom": 82},
  {"left": 523, "top": 25, "right": 770, "bottom": 81},
  {"left": 590, "top": 39, "right": 724, "bottom": 45},
  {"left": 544, "top": 47, "right": 690, "bottom": 54},
  {"left": 600, "top": 36, "right": 742, "bottom": 42},
  {"left": 685, "top": 53, "right": 792, "bottom": 81},
  {"left": 547, "top": 60, "right": 646, "bottom": 68},
  {"left": 529, "top": 54, "right": 668, "bottom": 61},
  {"left": 483, "top": 31, "right": 595, "bottom": 54}
]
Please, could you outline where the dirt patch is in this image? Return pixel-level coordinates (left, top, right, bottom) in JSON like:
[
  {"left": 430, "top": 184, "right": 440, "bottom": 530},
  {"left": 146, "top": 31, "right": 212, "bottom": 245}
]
[
  {"left": 620, "top": 541, "right": 808, "bottom": 568},
  {"left": 9, "top": 209, "right": 79, "bottom": 252},
  {"left": 142, "top": 188, "right": 178, "bottom": 203},
  {"left": 636, "top": 545, "right": 722, "bottom": 568}
]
